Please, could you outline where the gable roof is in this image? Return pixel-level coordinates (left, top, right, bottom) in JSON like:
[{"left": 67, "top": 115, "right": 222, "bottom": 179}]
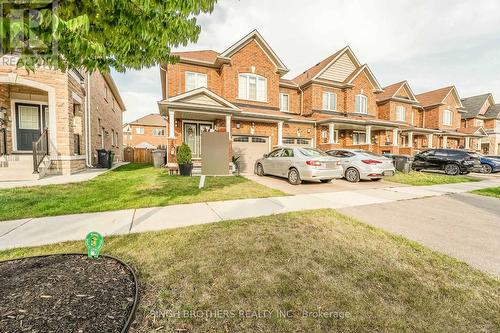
[
  {"left": 377, "top": 81, "right": 418, "bottom": 103},
  {"left": 345, "top": 64, "right": 383, "bottom": 91},
  {"left": 415, "top": 86, "right": 463, "bottom": 108},
  {"left": 129, "top": 114, "right": 166, "bottom": 126},
  {"left": 168, "top": 87, "right": 241, "bottom": 111},
  {"left": 484, "top": 104, "right": 500, "bottom": 119},
  {"left": 218, "top": 29, "right": 289, "bottom": 75},
  {"left": 461, "top": 93, "right": 494, "bottom": 119},
  {"left": 457, "top": 126, "right": 488, "bottom": 136},
  {"left": 292, "top": 46, "right": 361, "bottom": 86}
]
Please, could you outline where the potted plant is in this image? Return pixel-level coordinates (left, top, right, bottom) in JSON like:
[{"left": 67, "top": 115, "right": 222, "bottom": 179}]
[{"left": 176, "top": 143, "right": 193, "bottom": 176}]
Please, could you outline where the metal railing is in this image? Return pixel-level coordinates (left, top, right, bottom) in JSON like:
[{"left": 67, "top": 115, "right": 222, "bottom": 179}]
[
  {"left": 33, "top": 128, "right": 49, "bottom": 173},
  {"left": 0, "top": 128, "right": 6, "bottom": 156}
]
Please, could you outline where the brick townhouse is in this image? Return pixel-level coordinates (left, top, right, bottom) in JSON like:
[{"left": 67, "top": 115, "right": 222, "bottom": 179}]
[
  {"left": 158, "top": 30, "right": 488, "bottom": 173},
  {"left": 123, "top": 114, "right": 168, "bottom": 149},
  {"left": 0, "top": 56, "right": 125, "bottom": 181}
]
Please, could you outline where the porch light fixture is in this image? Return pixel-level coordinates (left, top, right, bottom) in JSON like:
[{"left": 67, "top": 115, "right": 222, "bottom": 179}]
[
  {"left": 236, "top": 122, "right": 241, "bottom": 129},
  {"left": 307, "top": 128, "right": 311, "bottom": 133}
]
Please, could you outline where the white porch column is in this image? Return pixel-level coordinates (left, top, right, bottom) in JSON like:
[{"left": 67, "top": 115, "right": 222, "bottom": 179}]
[
  {"left": 442, "top": 136, "right": 448, "bottom": 148},
  {"left": 328, "top": 123, "right": 335, "bottom": 144},
  {"left": 225, "top": 115, "right": 232, "bottom": 138},
  {"left": 465, "top": 137, "right": 470, "bottom": 149},
  {"left": 392, "top": 128, "right": 398, "bottom": 146},
  {"left": 277, "top": 121, "right": 283, "bottom": 146},
  {"left": 168, "top": 110, "right": 175, "bottom": 139},
  {"left": 365, "top": 125, "right": 372, "bottom": 145},
  {"left": 407, "top": 131, "right": 413, "bottom": 148},
  {"left": 427, "top": 134, "right": 433, "bottom": 148}
]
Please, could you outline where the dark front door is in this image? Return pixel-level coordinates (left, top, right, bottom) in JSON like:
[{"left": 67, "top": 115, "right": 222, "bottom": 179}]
[{"left": 16, "top": 103, "right": 41, "bottom": 151}]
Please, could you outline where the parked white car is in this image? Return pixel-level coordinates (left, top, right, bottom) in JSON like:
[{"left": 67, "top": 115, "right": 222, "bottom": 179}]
[
  {"left": 326, "top": 149, "right": 396, "bottom": 182},
  {"left": 255, "top": 147, "right": 343, "bottom": 185}
]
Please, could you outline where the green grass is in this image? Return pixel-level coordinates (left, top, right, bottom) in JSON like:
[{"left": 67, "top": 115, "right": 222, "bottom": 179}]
[
  {"left": 388, "top": 171, "right": 480, "bottom": 186},
  {"left": 1, "top": 210, "right": 498, "bottom": 333},
  {"left": 0, "top": 163, "right": 285, "bottom": 221},
  {"left": 472, "top": 186, "right": 500, "bottom": 199}
]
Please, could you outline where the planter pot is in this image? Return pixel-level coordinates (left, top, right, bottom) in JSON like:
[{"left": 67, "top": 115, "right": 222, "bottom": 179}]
[{"left": 178, "top": 163, "right": 193, "bottom": 176}]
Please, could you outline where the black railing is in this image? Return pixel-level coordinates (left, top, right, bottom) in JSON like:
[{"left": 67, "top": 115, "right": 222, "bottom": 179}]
[
  {"left": 0, "top": 128, "right": 6, "bottom": 156},
  {"left": 33, "top": 129, "right": 49, "bottom": 173}
]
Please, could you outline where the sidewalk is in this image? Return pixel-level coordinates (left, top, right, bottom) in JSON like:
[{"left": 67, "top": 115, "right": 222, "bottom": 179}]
[{"left": 0, "top": 179, "right": 499, "bottom": 250}]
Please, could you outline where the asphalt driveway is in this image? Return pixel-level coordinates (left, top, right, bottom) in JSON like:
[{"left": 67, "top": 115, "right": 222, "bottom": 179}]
[{"left": 339, "top": 193, "right": 500, "bottom": 277}]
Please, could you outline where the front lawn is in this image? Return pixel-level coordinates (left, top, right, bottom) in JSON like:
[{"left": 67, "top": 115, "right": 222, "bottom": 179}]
[
  {"left": 1, "top": 210, "right": 498, "bottom": 332},
  {"left": 472, "top": 186, "right": 500, "bottom": 199},
  {"left": 0, "top": 163, "right": 285, "bottom": 221},
  {"left": 388, "top": 171, "right": 480, "bottom": 186}
]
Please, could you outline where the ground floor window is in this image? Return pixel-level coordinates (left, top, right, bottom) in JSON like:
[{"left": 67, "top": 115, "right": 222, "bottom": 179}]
[{"left": 352, "top": 131, "right": 366, "bottom": 145}]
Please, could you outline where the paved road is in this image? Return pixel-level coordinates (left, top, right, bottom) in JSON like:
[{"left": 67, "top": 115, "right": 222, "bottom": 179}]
[{"left": 339, "top": 193, "right": 500, "bottom": 277}]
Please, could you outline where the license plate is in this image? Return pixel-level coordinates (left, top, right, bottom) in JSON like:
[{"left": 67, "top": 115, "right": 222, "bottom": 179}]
[{"left": 383, "top": 170, "right": 394, "bottom": 176}]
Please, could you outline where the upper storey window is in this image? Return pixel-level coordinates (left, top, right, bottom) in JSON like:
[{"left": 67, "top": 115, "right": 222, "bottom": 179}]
[
  {"left": 443, "top": 109, "right": 453, "bottom": 126},
  {"left": 322, "top": 92, "right": 337, "bottom": 111},
  {"left": 279, "top": 93, "right": 289, "bottom": 112},
  {"left": 396, "top": 106, "right": 406, "bottom": 121},
  {"left": 238, "top": 73, "right": 267, "bottom": 102},
  {"left": 355, "top": 94, "right": 368, "bottom": 114},
  {"left": 185, "top": 71, "right": 207, "bottom": 91}
]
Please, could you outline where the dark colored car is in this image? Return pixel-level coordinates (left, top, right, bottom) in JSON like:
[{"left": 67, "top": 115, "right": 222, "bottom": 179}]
[
  {"left": 480, "top": 156, "right": 500, "bottom": 174},
  {"left": 411, "top": 149, "right": 481, "bottom": 175}
]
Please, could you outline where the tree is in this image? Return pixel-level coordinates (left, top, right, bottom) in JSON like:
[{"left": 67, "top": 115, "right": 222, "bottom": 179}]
[{"left": 0, "top": 0, "right": 217, "bottom": 72}]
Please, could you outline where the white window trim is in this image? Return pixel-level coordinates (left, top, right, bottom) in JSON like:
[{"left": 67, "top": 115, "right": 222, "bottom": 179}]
[
  {"left": 443, "top": 109, "right": 453, "bottom": 126},
  {"left": 355, "top": 94, "right": 368, "bottom": 114},
  {"left": 238, "top": 73, "right": 267, "bottom": 102},
  {"left": 135, "top": 127, "right": 144, "bottom": 135},
  {"left": 396, "top": 106, "right": 406, "bottom": 121},
  {"left": 352, "top": 131, "right": 367, "bottom": 145},
  {"left": 279, "top": 93, "right": 289, "bottom": 112},
  {"left": 322, "top": 92, "right": 337, "bottom": 111},
  {"left": 185, "top": 71, "right": 208, "bottom": 92},
  {"left": 153, "top": 128, "right": 166, "bottom": 136}
]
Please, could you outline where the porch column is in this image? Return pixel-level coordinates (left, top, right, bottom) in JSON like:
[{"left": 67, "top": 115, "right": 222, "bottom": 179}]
[
  {"left": 392, "top": 128, "right": 398, "bottom": 146},
  {"left": 427, "top": 134, "right": 433, "bottom": 148},
  {"left": 407, "top": 131, "right": 413, "bottom": 148},
  {"left": 225, "top": 115, "right": 232, "bottom": 138},
  {"left": 465, "top": 137, "right": 470, "bottom": 149},
  {"left": 328, "top": 123, "right": 335, "bottom": 144},
  {"left": 442, "top": 136, "right": 448, "bottom": 148},
  {"left": 365, "top": 125, "right": 372, "bottom": 145},
  {"left": 168, "top": 110, "right": 175, "bottom": 139},
  {"left": 277, "top": 121, "right": 283, "bottom": 146}
]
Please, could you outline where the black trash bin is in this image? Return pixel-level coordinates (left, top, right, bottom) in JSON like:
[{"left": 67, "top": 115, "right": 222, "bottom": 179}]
[{"left": 97, "top": 149, "right": 109, "bottom": 168}]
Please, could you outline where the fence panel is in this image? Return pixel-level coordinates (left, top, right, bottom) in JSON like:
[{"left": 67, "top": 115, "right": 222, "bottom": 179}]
[{"left": 123, "top": 147, "right": 154, "bottom": 164}]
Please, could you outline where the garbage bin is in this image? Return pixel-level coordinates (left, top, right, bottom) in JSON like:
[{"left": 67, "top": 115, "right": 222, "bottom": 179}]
[
  {"left": 108, "top": 150, "right": 115, "bottom": 169},
  {"left": 392, "top": 155, "right": 412, "bottom": 173},
  {"left": 96, "top": 149, "right": 109, "bottom": 168},
  {"left": 152, "top": 149, "right": 166, "bottom": 168}
]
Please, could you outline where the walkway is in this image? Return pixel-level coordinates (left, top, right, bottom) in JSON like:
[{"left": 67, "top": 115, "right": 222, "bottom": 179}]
[{"left": 0, "top": 179, "right": 498, "bottom": 251}]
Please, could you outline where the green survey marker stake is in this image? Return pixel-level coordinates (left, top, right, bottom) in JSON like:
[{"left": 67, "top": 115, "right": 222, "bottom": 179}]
[{"left": 85, "top": 232, "right": 104, "bottom": 259}]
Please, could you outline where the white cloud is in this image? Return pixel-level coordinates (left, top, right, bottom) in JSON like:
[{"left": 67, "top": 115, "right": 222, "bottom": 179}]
[{"left": 114, "top": 0, "right": 500, "bottom": 123}]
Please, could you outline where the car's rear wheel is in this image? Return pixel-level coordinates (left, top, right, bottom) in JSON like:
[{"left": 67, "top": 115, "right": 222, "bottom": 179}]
[
  {"left": 444, "top": 163, "right": 460, "bottom": 176},
  {"left": 256, "top": 163, "right": 265, "bottom": 176},
  {"left": 482, "top": 164, "right": 493, "bottom": 174},
  {"left": 345, "top": 167, "right": 360, "bottom": 183},
  {"left": 288, "top": 168, "right": 302, "bottom": 185},
  {"left": 320, "top": 179, "right": 332, "bottom": 183}
]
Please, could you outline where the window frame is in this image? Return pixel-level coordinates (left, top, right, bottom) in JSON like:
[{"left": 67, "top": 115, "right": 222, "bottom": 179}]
[
  {"left": 185, "top": 71, "right": 208, "bottom": 92},
  {"left": 153, "top": 128, "right": 165, "bottom": 136},
  {"left": 355, "top": 94, "right": 368, "bottom": 114},
  {"left": 279, "top": 93, "right": 290, "bottom": 112},
  {"left": 135, "top": 127, "right": 144, "bottom": 135},
  {"left": 352, "top": 131, "right": 367, "bottom": 145},
  {"left": 238, "top": 73, "right": 267, "bottom": 102},
  {"left": 443, "top": 109, "right": 453, "bottom": 126},
  {"left": 322, "top": 91, "right": 337, "bottom": 111},
  {"left": 396, "top": 105, "right": 406, "bottom": 121}
]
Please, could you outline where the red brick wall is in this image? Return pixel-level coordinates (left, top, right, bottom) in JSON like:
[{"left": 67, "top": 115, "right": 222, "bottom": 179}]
[
  {"left": 279, "top": 86, "right": 300, "bottom": 114},
  {"left": 167, "top": 62, "right": 221, "bottom": 97},
  {"left": 124, "top": 124, "right": 168, "bottom": 147}
]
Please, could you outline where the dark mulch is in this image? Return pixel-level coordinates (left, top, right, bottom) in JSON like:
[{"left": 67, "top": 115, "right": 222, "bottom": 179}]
[{"left": 0, "top": 255, "right": 136, "bottom": 333}]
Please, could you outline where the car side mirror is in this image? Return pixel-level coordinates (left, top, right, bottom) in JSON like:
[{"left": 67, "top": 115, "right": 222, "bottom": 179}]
[{"left": 263, "top": 154, "right": 269, "bottom": 158}]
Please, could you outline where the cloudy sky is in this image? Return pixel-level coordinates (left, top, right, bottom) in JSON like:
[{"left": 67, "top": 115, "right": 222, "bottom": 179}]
[{"left": 115, "top": 0, "right": 500, "bottom": 123}]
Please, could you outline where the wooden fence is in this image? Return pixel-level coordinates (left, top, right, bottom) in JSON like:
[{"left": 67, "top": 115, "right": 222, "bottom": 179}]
[{"left": 123, "top": 147, "right": 154, "bottom": 164}]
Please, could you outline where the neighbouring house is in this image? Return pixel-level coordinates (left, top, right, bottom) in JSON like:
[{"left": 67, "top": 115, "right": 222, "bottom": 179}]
[
  {"left": 123, "top": 113, "right": 167, "bottom": 148},
  {"left": 157, "top": 29, "right": 488, "bottom": 173},
  {"left": 0, "top": 56, "right": 125, "bottom": 181},
  {"left": 461, "top": 93, "right": 500, "bottom": 155}
]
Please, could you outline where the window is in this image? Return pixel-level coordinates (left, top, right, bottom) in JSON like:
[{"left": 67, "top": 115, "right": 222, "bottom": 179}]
[
  {"left": 74, "top": 134, "right": 81, "bottom": 155},
  {"left": 283, "top": 138, "right": 295, "bottom": 145},
  {"left": 233, "top": 136, "right": 249, "bottom": 142},
  {"left": 443, "top": 109, "right": 452, "bottom": 126},
  {"left": 185, "top": 71, "right": 207, "bottom": 91},
  {"left": 396, "top": 106, "right": 406, "bottom": 121},
  {"left": 296, "top": 139, "right": 310, "bottom": 145},
  {"left": 104, "top": 85, "right": 108, "bottom": 102},
  {"left": 252, "top": 137, "right": 266, "bottom": 143},
  {"left": 475, "top": 119, "right": 484, "bottom": 127},
  {"left": 98, "top": 119, "right": 102, "bottom": 135},
  {"left": 353, "top": 131, "right": 366, "bottom": 145},
  {"left": 153, "top": 128, "right": 165, "bottom": 136},
  {"left": 280, "top": 149, "right": 294, "bottom": 157},
  {"left": 112, "top": 97, "right": 116, "bottom": 112},
  {"left": 238, "top": 74, "right": 267, "bottom": 102},
  {"left": 136, "top": 127, "right": 144, "bottom": 135},
  {"left": 115, "top": 131, "right": 119, "bottom": 147},
  {"left": 280, "top": 93, "right": 289, "bottom": 111},
  {"left": 111, "top": 129, "right": 115, "bottom": 146},
  {"left": 322, "top": 92, "right": 337, "bottom": 111},
  {"left": 269, "top": 149, "right": 283, "bottom": 157},
  {"left": 355, "top": 95, "right": 368, "bottom": 114}
]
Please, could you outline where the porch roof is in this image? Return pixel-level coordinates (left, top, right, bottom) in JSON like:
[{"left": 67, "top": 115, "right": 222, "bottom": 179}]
[{"left": 316, "top": 116, "right": 403, "bottom": 129}]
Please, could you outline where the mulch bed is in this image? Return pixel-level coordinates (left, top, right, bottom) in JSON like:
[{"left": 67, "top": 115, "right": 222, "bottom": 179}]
[{"left": 0, "top": 254, "right": 137, "bottom": 333}]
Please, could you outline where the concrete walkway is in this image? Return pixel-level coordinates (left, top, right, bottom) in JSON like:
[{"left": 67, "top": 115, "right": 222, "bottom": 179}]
[{"left": 0, "top": 179, "right": 499, "bottom": 251}]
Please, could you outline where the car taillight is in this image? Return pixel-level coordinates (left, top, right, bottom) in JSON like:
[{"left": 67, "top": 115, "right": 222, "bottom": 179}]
[
  {"left": 306, "top": 160, "right": 322, "bottom": 166},
  {"left": 361, "top": 159, "right": 382, "bottom": 165}
]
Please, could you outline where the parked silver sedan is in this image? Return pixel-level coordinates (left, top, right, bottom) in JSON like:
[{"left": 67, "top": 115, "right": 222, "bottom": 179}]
[
  {"left": 326, "top": 149, "right": 396, "bottom": 182},
  {"left": 255, "top": 147, "right": 343, "bottom": 185}
]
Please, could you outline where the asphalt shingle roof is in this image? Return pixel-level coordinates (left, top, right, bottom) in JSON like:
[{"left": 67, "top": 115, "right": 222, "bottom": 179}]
[
  {"left": 415, "top": 86, "right": 454, "bottom": 108},
  {"left": 484, "top": 104, "right": 500, "bottom": 119},
  {"left": 461, "top": 94, "right": 491, "bottom": 119},
  {"left": 129, "top": 114, "right": 167, "bottom": 126}
]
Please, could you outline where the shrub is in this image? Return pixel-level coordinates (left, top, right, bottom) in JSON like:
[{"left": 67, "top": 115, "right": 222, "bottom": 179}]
[{"left": 176, "top": 143, "right": 192, "bottom": 165}]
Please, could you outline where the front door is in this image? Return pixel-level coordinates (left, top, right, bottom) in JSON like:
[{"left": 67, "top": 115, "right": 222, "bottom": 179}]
[
  {"left": 183, "top": 122, "right": 213, "bottom": 158},
  {"left": 16, "top": 103, "right": 41, "bottom": 151}
]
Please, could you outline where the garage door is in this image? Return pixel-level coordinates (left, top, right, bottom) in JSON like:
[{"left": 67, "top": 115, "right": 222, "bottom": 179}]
[
  {"left": 283, "top": 137, "right": 312, "bottom": 148},
  {"left": 232, "top": 136, "right": 270, "bottom": 174}
]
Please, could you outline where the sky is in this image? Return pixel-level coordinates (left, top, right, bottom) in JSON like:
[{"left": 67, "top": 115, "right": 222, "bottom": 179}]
[{"left": 115, "top": 0, "right": 500, "bottom": 123}]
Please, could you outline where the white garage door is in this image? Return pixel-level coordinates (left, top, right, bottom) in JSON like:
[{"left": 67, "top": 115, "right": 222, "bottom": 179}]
[
  {"left": 283, "top": 137, "right": 312, "bottom": 148},
  {"left": 232, "top": 136, "right": 270, "bottom": 174}
]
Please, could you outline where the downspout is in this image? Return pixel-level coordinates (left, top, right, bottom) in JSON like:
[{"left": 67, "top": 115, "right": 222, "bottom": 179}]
[
  {"left": 298, "top": 85, "right": 304, "bottom": 116},
  {"left": 84, "top": 72, "right": 92, "bottom": 167}
]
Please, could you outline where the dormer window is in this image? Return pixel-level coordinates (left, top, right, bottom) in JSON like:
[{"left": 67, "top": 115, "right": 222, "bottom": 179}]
[
  {"left": 355, "top": 94, "right": 367, "bottom": 114},
  {"left": 443, "top": 109, "right": 452, "bottom": 126},
  {"left": 238, "top": 73, "right": 267, "bottom": 102},
  {"left": 185, "top": 71, "right": 207, "bottom": 91}
]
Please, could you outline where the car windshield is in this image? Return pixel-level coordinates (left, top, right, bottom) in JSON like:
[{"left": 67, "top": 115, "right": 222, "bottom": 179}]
[
  {"left": 298, "top": 148, "right": 329, "bottom": 157},
  {"left": 355, "top": 150, "right": 382, "bottom": 158}
]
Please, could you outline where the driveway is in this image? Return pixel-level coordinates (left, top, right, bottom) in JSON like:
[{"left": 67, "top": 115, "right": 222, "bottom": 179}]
[
  {"left": 245, "top": 174, "right": 402, "bottom": 195},
  {"left": 339, "top": 193, "right": 500, "bottom": 277}
]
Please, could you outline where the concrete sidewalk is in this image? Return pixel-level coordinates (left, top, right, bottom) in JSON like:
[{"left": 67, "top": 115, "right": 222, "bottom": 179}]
[{"left": 0, "top": 179, "right": 499, "bottom": 250}]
